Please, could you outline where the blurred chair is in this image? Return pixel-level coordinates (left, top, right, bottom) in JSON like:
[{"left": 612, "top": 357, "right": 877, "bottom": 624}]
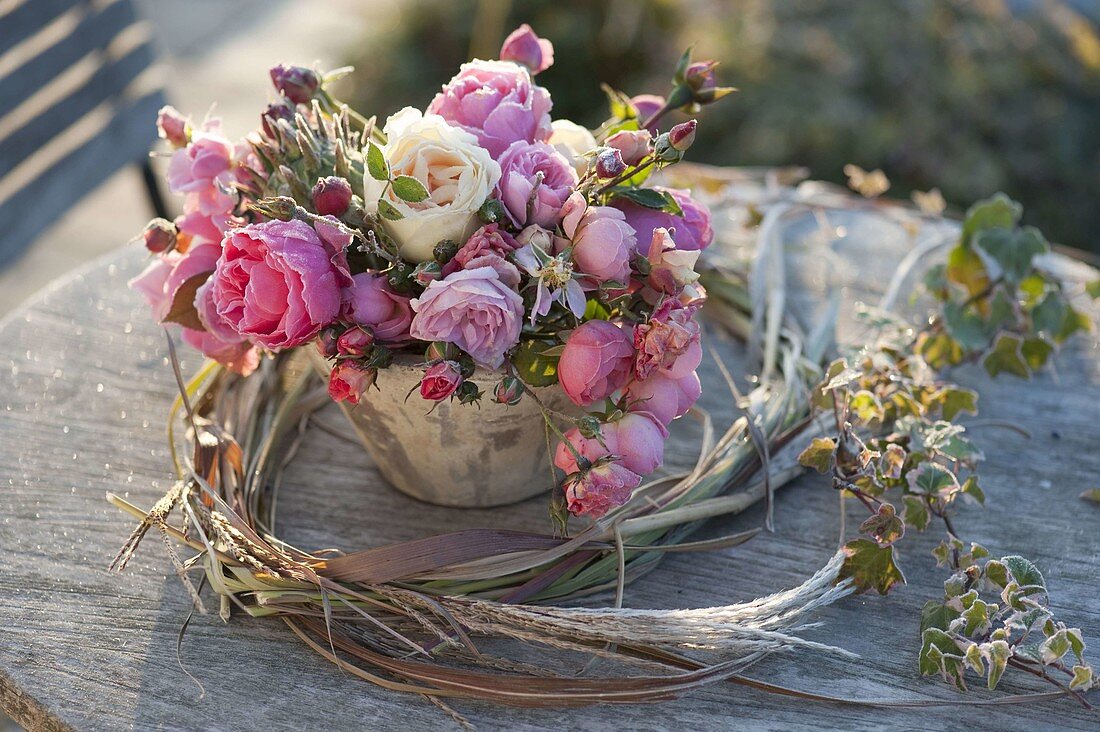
[{"left": 0, "top": 0, "right": 166, "bottom": 268}]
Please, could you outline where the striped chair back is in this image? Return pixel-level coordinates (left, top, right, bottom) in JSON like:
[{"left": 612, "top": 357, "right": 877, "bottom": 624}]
[{"left": 0, "top": 0, "right": 166, "bottom": 267}]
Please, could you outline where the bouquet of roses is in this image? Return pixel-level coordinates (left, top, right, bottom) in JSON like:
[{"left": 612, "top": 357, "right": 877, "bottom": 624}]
[{"left": 130, "top": 24, "right": 732, "bottom": 520}]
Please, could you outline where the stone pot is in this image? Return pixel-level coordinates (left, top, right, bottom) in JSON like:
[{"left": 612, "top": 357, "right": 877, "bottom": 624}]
[{"left": 308, "top": 348, "right": 576, "bottom": 508}]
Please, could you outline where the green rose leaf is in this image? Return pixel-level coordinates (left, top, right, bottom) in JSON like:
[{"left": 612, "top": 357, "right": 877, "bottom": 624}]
[
  {"left": 366, "top": 141, "right": 389, "bottom": 181},
  {"left": 982, "top": 333, "right": 1030, "bottom": 378},
  {"left": 391, "top": 175, "right": 430, "bottom": 203},
  {"left": 840, "top": 538, "right": 906, "bottom": 595},
  {"left": 512, "top": 339, "right": 560, "bottom": 387},
  {"left": 612, "top": 187, "right": 669, "bottom": 210},
  {"left": 376, "top": 199, "right": 404, "bottom": 221},
  {"left": 797, "top": 437, "right": 836, "bottom": 474},
  {"left": 973, "top": 226, "right": 1049, "bottom": 284}
]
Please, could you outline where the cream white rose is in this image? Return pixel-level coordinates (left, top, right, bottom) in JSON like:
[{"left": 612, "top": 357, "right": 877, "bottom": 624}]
[
  {"left": 365, "top": 107, "right": 501, "bottom": 262},
  {"left": 548, "top": 119, "right": 597, "bottom": 177}
]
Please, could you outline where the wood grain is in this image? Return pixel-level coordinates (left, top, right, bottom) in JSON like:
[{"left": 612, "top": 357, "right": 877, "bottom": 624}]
[{"left": 0, "top": 210, "right": 1098, "bottom": 730}]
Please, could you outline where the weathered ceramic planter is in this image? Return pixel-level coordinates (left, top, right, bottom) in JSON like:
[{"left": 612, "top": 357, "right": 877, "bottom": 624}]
[{"left": 308, "top": 348, "right": 576, "bottom": 507}]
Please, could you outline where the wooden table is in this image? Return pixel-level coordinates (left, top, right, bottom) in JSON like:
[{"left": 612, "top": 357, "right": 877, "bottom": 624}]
[{"left": 2, "top": 203, "right": 1099, "bottom": 730}]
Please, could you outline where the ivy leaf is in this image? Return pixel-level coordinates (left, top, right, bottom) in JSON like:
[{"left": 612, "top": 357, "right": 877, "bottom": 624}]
[
  {"left": 907, "top": 463, "right": 959, "bottom": 496},
  {"left": 812, "top": 359, "right": 849, "bottom": 410},
  {"left": 916, "top": 331, "right": 964, "bottom": 369},
  {"left": 1057, "top": 306, "right": 1091, "bottom": 343},
  {"left": 1030, "top": 292, "right": 1069, "bottom": 339},
  {"left": 840, "top": 539, "right": 906, "bottom": 594},
  {"left": 366, "top": 141, "right": 389, "bottom": 181},
  {"left": 933, "top": 386, "right": 978, "bottom": 421},
  {"left": 1002, "top": 555, "right": 1046, "bottom": 591},
  {"left": 1020, "top": 337, "right": 1053, "bottom": 370},
  {"left": 879, "top": 443, "right": 907, "bottom": 480},
  {"left": 161, "top": 271, "right": 211, "bottom": 331},
  {"left": 1069, "top": 665, "right": 1094, "bottom": 691},
  {"left": 960, "top": 475, "right": 985, "bottom": 505},
  {"left": 1040, "top": 629, "right": 1071, "bottom": 664},
  {"left": 376, "top": 199, "right": 404, "bottom": 221},
  {"left": 982, "top": 333, "right": 1029, "bottom": 378},
  {"left": 982, "top": 639, "right": 1011, "bottom": 690},
  {"left": 973, "top": 226, "right": 1048, "bottom": 284},
  {"left": 902, "top": 495, "right": 931, "bottom": 530},
  {"left": 511, "top": 339, "right": 560, "bottom": 387},
  {"left": 797, "top": 437, "right": 836, "bottom": 474},
  {"left": 859, "top": 502, "right": 905, "bottom": 547},
  {"left": 945, "top": 244, "right": 991, "bottom": 298},
  {"left": 919, "top": 628, "right": 967, "bottom": 688},
  {"left": 849, "top": 390, "right": 885, "bottom": 423},
  {"left": 961, "top": 193, "right": 1022, "bottom": 246},
  {"left": 391, "top": 175, "right": 430, "bottom": 203},
  {"left": 920, "top": 600, "right": 961, "bottom": 633},
  {"left": 1087, "top": 279, "right": 1100, "bottom": 299}
]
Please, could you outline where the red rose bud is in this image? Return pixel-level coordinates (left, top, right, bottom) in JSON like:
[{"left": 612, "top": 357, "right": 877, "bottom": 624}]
[
  {"left": 413, "top": 260, "right": 442, "bottom": 287},
  {"left": 336, "top": 326, "right": 375, "bottom": 357},
  {"left": 499, "top": 23, "right": 554, "bottom": 74},
  {"left": 318, "top": 326, "right": 341, "bottom": 358},
  {"left": 668, "top": 120, "right": 697, "bottom": 152},
  {"left": 493, "top": 376, "right": 525, "bottom": 405},
  {"left": 420, "top": 360, "right": 462, "bottom": 401},
  {"left": 311, "top": 176, "right": 353, "bottom": 216},
  {"left": 594, "top": 147, "right": 626, "bottom": 179},
  {"left": 141, "top": 218, "right": 177, "bottom": 254},
  {"left": 327, "top": 360, "right": 376, "bottom": 404},
  {"left": 269, "top": 64, "right": 320, "bottom": 105},
  {"left": 156, "top": 106, "right": 190, "bottom": 148}
]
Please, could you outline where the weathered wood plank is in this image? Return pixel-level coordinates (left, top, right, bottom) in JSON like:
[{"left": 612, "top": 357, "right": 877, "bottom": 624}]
[{"left": 0, "top": 216, "right": 1097, "bottom": 731}]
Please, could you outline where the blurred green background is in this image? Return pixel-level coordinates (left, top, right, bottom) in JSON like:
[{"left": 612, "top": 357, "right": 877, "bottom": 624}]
[{"left": 342, "top": 0, "right": 1100, "bottom": 255}]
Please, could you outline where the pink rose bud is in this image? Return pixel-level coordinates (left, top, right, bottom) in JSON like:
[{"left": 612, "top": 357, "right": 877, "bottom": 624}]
[
  {"left": 563, "top": 458, "right": 641, "bottom": 518},
  {"left": 414, "top": 260, "right": 443, "bottom": 287},
  {"left": 269, "top": 64, "right": 320, "bottom": 104},
  {"left": 630, "top": 94, "right": 665, "bottom": 133},
  {"left": 142, "top": 218, "right": 177, "bottom": 254},
  {"left": 156, "top": 106, "right": 190, "bottom": 148},
  {"left": 318, "top": 326, "right": 341, "bottom": 357},
  {"left": 668, "top": 120, "right": 697, "bottom": 152},
  {"left": 311, "top": 176, "right": 353, "bottom": 216},
  {"left": 336, "top": 326, "right": 375, "bottom": 357},
  {"left": 493, "top": 375, "right": 525, "bottom": 405},
  {"left": 327, "top": 360, "right": 376, "bottom": 404},
  {"left": 261, "top": 101, "right": 295, "bottom": 138},
  {"left": 594, "top": 147, "right": 626, "bottom": 179},
  {"left": 604, "top": 129, "right": 651, "bottom": 166},
  {"left": 499, "top": 23, "right": 554, "bottom": 75},
  {"left": 684, "top": 61, "right": 718, "bottom": 92},
  {"left": 420, "top": 360, "right": 463, "bottom": 402}
]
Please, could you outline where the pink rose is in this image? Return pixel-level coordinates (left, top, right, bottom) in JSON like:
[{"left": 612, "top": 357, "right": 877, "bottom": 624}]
[
  {"left": 646, "top": 227, "right": 701, "bottom": 297},
  {"left": 499, "top": 24, "right": 554, "bottom": 74},
  {"left": 420, "top": 360, "right": 463, "bottom": 401},
  {"left": 175, "top": 209, "right": 241, "bottom": 245},
  {"left": 427, "top": 59, "right": 553, "bottom": 157},
  {"left": 633, "top": 299, "right": 701, "bottom": 380},
  {"left": 166, "top": 124, "right": 237, "bottom": 216},
  {"left": 328, "top": 361, "right": 376, "bottom": 405},
  {"left": 557, "top": 320, "right": 634, "bottom": 406},
  {"left": 129, "top": 242, "right": 220, "bottom": 323},
  {"left": 612, "top": 187, "right": 713, "bottom": 253},
  {"left": 181, "top": 278, "right": 260, "bottom": 375},
  {"left": 343, "top": 274, "right": 413, "bottom": 342},
  {"left": 496, "top": 141, "right": 577, "bottom": 228},
  {"left": 558, "top": 193, "right": 636, "bottom": 285},
  {"left": 624, "top": 371, "right": 702, "bottom": 425},
  {"left": 564, "top": 460, "right": 641, "bottom": 518},
  {"left": 441, "top": 224, "right": 521, "bottom": 287},
  {"left": 630, "top": 94, "right": 665, "bottom": 133},
  {"left": 605, "top": 129, "right": 652, "bottom": 166},
  {"left": 409, "top": 267, "right": 524, "bottom": 368},
  {"left": 211, "top": 219, "right": 344, "bottom": 351},
  {"left": 554, "top": 412, "right": 667, "bottom": 477}
]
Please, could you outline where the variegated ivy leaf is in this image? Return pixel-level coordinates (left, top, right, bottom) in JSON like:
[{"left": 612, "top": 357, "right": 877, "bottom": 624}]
[
  {"left": 902, "top": 495, "right": 931, "bottom": 530},
  {"left": 907, "top": 463, "right": 959, "bottom": 496},
  {"left": 982, "top": 332, "right": 1030, "bottom": 378},
  {"left": 918, "top": 628, "right": 968, "bottom": 689},
  {"left": 1002, "top": 555, "right": 1046, "bottom": 591},
  {"left": 973, "top": 226, "right": 1049, "bottom": 285},
  {"left": 960, "top": 193, "right": 1022, "bottom": 247},
  {"left": 849, "top": 389, "right": 884, "bottom": 423},
  {"left": 931, "top": 386, "right": 978, "bottom": 421},
  {"left": 982, "top": 639, "right": 1012, "bottom": 690},
  {"left": 1069, "top": 665, "right": 1094, "bottom": 691},
  {"left": 797, "top": 437, "right": 836, "bottom": 474},
  {"left": 879, "top": 443, "right": 906, "bottom": 480},
  {"left": 839, "top": 538, "right": 905, "bottom": 595},
  {"left": 858, "top": 502, "right": 904, "bottom": 547}
]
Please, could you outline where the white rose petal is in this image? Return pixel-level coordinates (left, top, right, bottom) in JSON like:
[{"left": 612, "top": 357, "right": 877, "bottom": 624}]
[
  {"left": 549, "top": 119, "right": 597, "bottom": 177},
  {"left": 364, "top": 107, "right": 501, "bottom": 262}
]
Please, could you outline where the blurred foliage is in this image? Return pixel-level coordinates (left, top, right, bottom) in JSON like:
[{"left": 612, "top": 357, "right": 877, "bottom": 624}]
[{"left": 344, "top": 0, "right": 1100, "bottom": 253}]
